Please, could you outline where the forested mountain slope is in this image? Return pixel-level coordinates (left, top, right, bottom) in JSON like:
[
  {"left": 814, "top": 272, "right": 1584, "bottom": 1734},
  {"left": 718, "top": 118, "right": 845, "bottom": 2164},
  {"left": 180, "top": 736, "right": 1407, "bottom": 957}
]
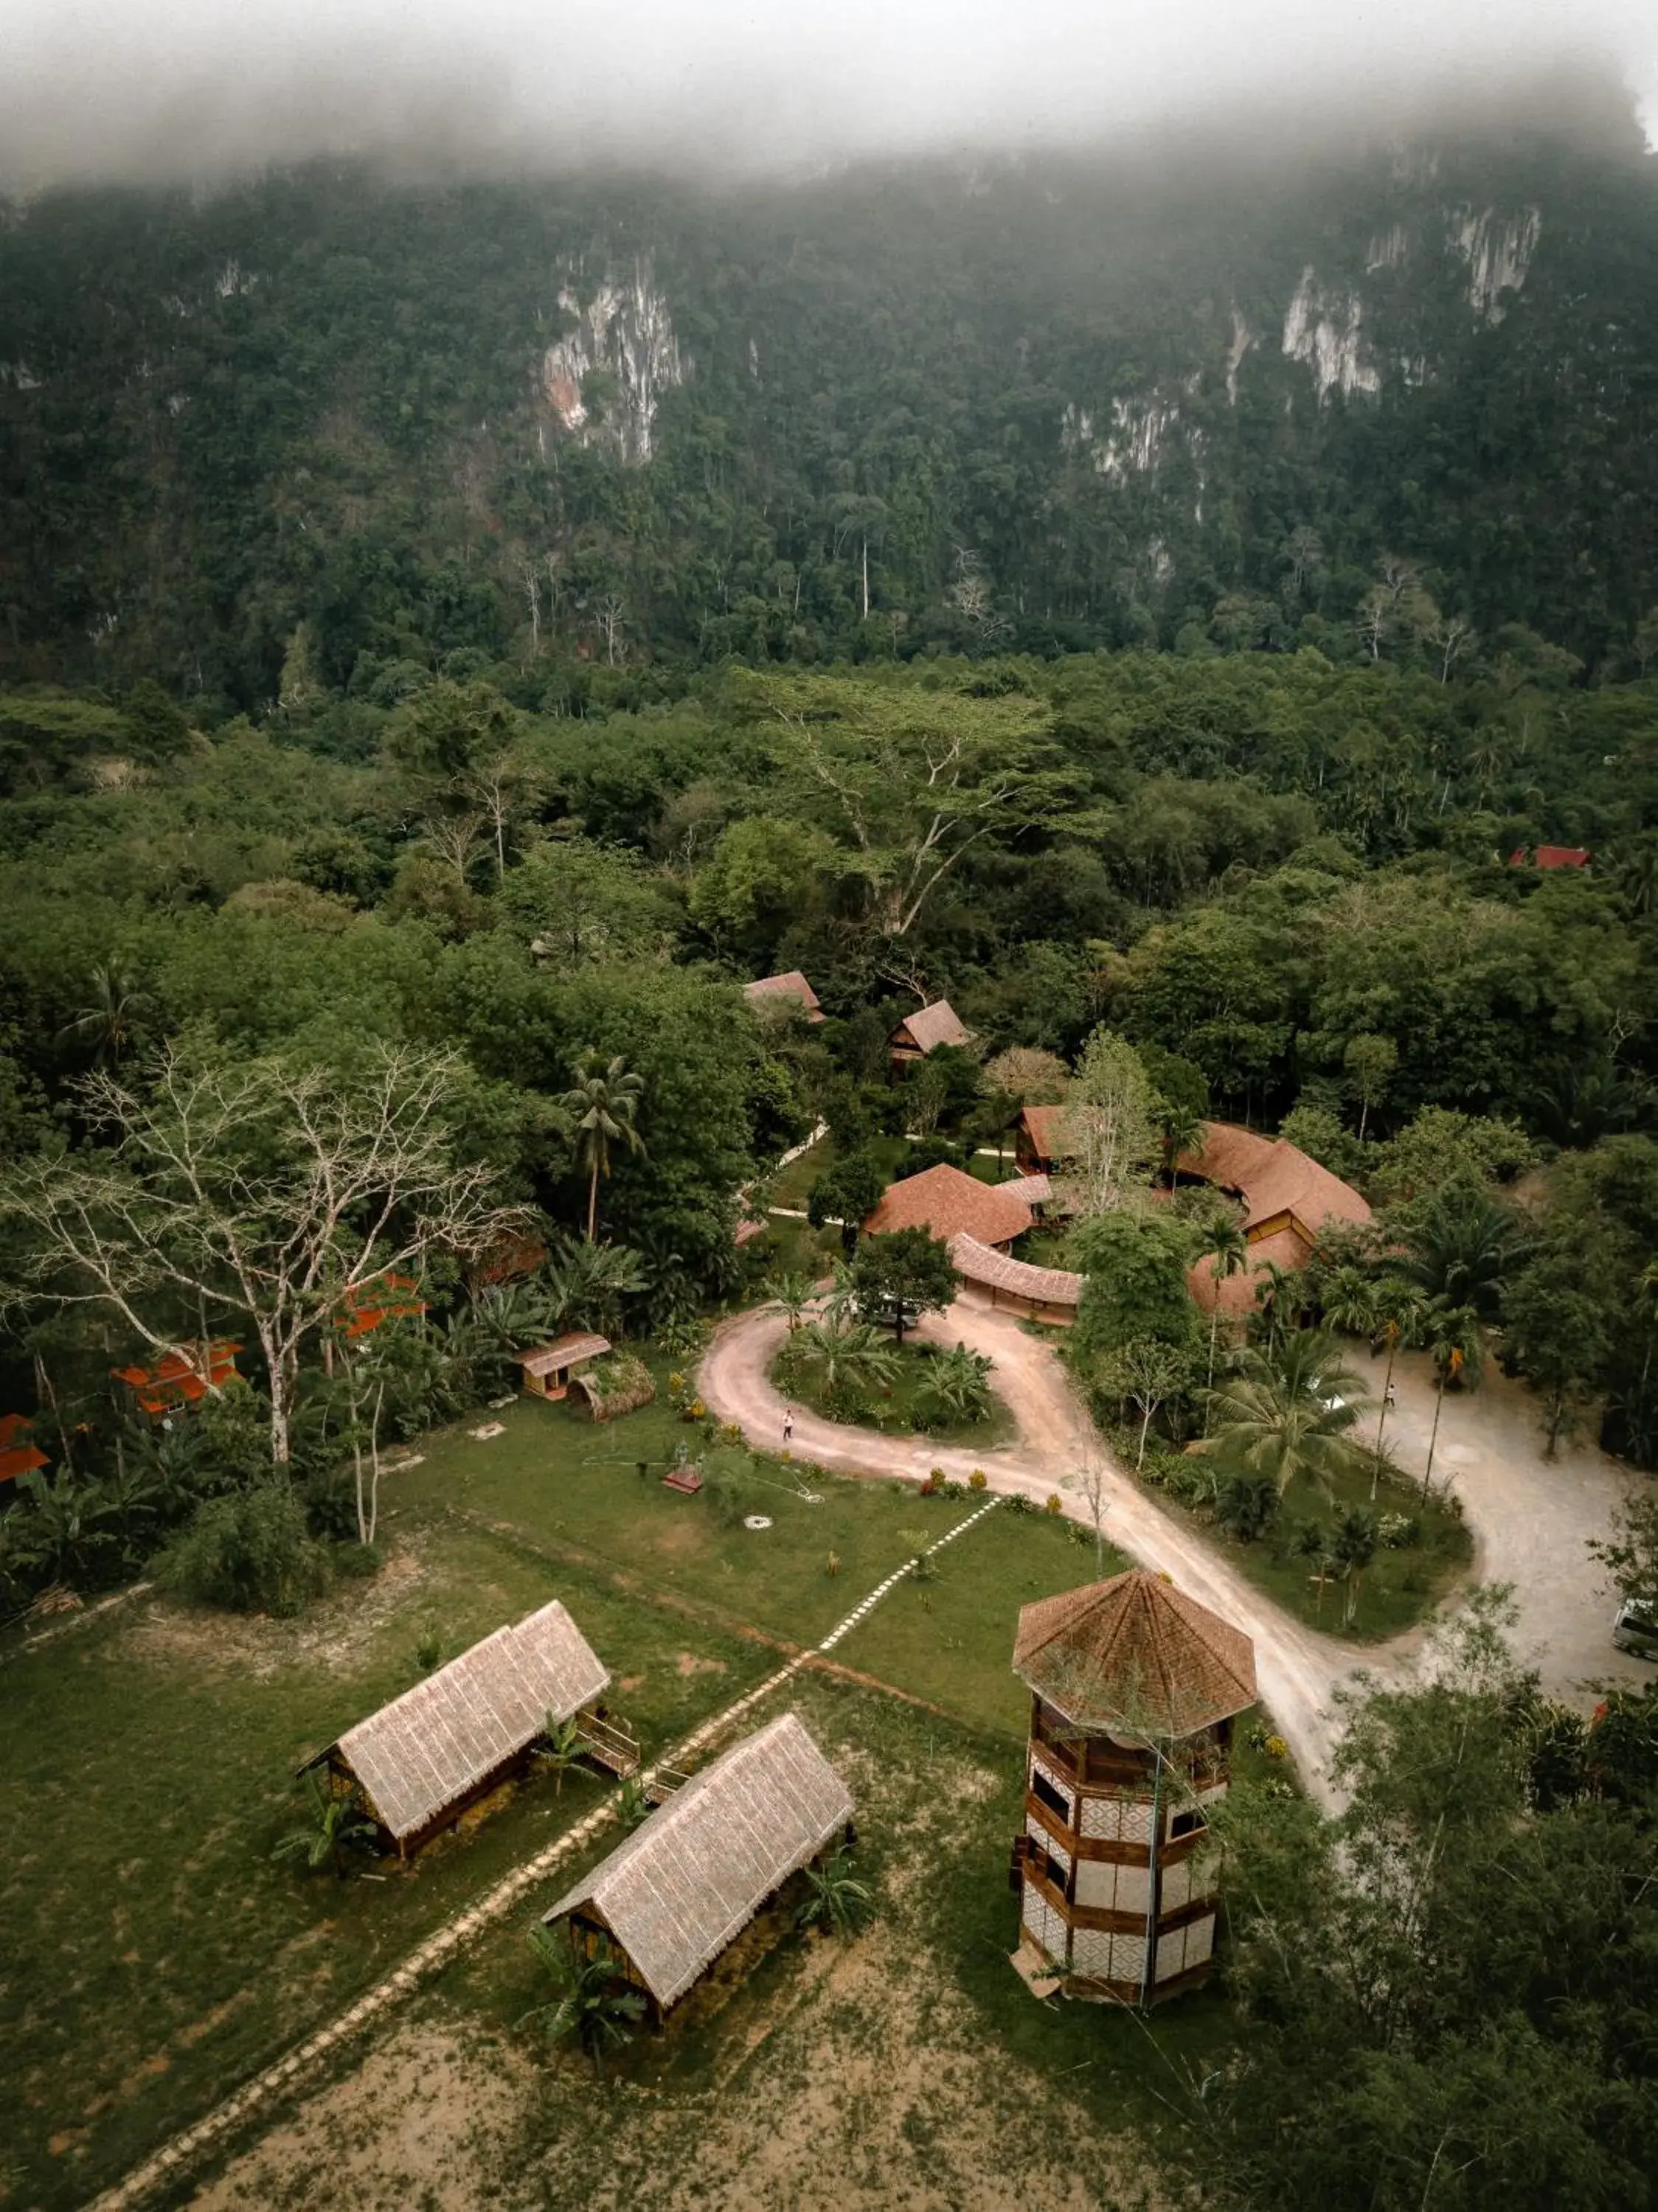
[{"left": 1, "top": 80, "right": 1655, "bottom": 707}]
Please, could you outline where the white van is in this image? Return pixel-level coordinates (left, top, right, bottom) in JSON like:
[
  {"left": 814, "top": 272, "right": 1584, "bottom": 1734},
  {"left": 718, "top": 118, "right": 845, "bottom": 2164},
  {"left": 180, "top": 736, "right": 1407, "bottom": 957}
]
[{"left": 1612, "top": 1602, "right": 1658, "bottom": 1660}]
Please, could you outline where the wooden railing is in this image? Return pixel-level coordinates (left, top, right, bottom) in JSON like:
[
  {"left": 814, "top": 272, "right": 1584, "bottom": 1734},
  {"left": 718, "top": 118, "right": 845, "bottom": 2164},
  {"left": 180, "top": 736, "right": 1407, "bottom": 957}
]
[{"left": 576, "top": 1712, "right": 642, "bottom": 1778}]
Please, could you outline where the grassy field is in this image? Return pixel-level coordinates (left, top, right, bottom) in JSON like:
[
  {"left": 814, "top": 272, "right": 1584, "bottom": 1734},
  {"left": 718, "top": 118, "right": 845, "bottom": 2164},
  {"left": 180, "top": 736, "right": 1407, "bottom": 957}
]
[
  {"left": 3, "top": 1382, "right": 1226, "bottom": 2209},
  {"left": 772, "top": 1332, "right": 1019, "bottom": 1453}
]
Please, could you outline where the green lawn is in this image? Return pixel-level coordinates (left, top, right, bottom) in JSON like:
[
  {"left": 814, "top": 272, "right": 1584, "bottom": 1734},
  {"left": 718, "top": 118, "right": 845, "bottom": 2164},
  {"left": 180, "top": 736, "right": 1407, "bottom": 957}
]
[
  {"left": 771, "top": 1332, "right": 1018, "bottom": 1453},
  {"left": 1144, "top": 1452, "right": 1474, "bottom": 1641}
]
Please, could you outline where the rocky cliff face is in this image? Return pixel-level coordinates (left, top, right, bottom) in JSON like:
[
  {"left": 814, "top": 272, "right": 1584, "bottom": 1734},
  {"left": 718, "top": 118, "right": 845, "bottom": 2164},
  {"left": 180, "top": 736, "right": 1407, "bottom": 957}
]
[{"left": 541, "top": 258, "right": 682, "bottom": 464}]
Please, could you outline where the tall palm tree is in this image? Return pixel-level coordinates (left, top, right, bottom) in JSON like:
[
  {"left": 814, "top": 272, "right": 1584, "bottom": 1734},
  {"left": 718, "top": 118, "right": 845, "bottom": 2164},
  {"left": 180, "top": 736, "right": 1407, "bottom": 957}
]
[
  {"left": 1156, "top": 1099, "right": 1207, "bottom": 1190},
  {"left": 1330, "top": 1509, "right": 1378, "bottom": 1628},
  {"left": 1193, "top": 1331, "right": 1368, "bottom": 1504},
  {"left": 1204, "top": 1217, "right": 1251, "bottom": 1401},
  {"left": 1368, "top": 1277, "right": 1425, "bottom": 1499},
  {"left": 1320, "top": 1265, "right": 1380, "bottom": 1349},
  {"left": 58, "top": 960, "right": 151, "bottom": 1066},
  {"left": 558, "top": 1054, "right": 646, "bottom": 1242},
  {"left": 1419, "top": 1298, "right": 1482, "bottom": 1501}
]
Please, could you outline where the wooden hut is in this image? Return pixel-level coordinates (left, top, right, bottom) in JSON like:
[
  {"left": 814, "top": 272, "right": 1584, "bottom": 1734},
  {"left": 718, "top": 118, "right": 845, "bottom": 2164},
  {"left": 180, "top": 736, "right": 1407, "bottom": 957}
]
[
  {"left": 1010, "top": 1571, "right": 1256, "bottom": 2008},
  {"left": 111, "top": 1340, "right": 242, "bottom": 1420},
  {"left": 889, "top": 998, "right": 969, "bottom": 1068},
  {"left": 515, "top": 1332, "right": 612, "bottom": 1402},
  {"left": 1016, "top": 1103, "right": 1070, "bottom": 1175},
  {"left": 1179, "top": 1122, "right": 1373, "bottom": 1329},
  {"left": 543, "top": 1711, "right": 854, "bottom": 2018},
  {"left": 304, "top": 1599, "right": 628, "bottom": 1858},
  {"left": 743, "top": 970, "right": 826, "bottom": 1023}
]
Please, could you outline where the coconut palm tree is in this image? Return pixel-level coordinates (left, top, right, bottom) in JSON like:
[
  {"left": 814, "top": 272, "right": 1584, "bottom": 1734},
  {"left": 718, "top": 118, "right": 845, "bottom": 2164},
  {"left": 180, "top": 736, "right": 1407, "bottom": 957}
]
[
  {"left": 1368, "top": 1277, "right": 1425, "bottom": 1500},
  {"left": 520, "top": 1928, "right": 648, "bottom": 2073},
  {"left": 1156, "top": 1098, "right": 1207, "bottom": 1190},
  {"left": 1204, "top": 1217, "right": 1251, "bottom": 1402},
  {"left": 1330, "top": 1508, "right": 1378, "bottom": 1627},
  {"left": 58, "top": 960, "right": 152, "bottom": 1067},
  {"left": 1193, "top": 1331, "right": 1368, "bottom": 1505},
  {"left": 558, "top": 1053, "right": 647, "bottom": 1242},
  {"left": 794, "top": 1846, "right": 873, "bottom": 1935},
  {"left": 1320, "top": 1265, "right": 1380, "bottom": 1349},
  {"left": 1419, "top": 1298, "right": 1482, "bottom": 1501},
  {"left": 795, "top": 1318, "right": 901, "bottom": 1407}
]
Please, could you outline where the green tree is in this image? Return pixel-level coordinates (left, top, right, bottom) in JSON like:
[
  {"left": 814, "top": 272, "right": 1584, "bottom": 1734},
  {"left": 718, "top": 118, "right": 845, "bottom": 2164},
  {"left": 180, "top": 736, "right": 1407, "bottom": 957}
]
[
  {"left": 850, "top": 1227, "right": 960, "bottom": 1343},
  {"left": 1202, "top": 1215, "right": 1251, "bottom": 1399},
  {"left": 764, "top": 1271, "right": 817, "bottom": 1332},
  {"left": 1503, "top": 1248, "right": 1612, "bottom": 1458},
  {"left": 807, "top": 1149, "right": 888, "bottom": 1253},
  {"left": 915, "top": 1340, "right": 996, "bottom": 1427},
  {"left": 794, "top": 1318, "right": 901, "bottom": 1413},
  {"left": 1193, "top": 1331, "right": 1367, "bottom": 1503},
  {"left": 1100, "top": 1338, "right": 1190, "bottom": 1470},
  {"left": 559, "top": 1052, "right": 647, "bottom": 1243},
  {"left": 520, "top": 1928, "right": 648, "bottom": 2074},
  {"left": 538, "top": 1714, "right": 585, "bottom": 1798},
  {"left": 58, "top": 961, "right": 153, "bottom": 1068},
  {"left": 1071, "top": 1208, "right": 1199, "bottom": 1362},
  {"left": 1342, "top": 1032, "right": 1397, "bottom": 1142},
  {"left": 1418, "top": 1298, "right": 1482, "bottom": 1498}
]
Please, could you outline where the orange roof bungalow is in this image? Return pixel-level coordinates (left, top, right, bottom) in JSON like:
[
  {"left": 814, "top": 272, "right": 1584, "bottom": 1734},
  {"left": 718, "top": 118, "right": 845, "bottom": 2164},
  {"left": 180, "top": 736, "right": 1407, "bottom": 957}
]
[
  {"left": 864, "top": 1162, "right": 1038, "bottom": 1251},
  {"left": 0, "top": 1413, "right": 49, "bottom": 1486},
  {"left": 1508, "top": 845, "right": 1591, "bottom": 871},
  {"left": 336, "top": 1273, "right": 428, "bottom": 1342},
  {"left": 1178, "top": 1121, "right": 1373, "bottom": 1325},
  {"left": 1016, "top": 1103, "right": 1069, "bottom": 1175},
  {"left": 889, "top": 998, "right": 970, "bottom": 1066},
  {"left": 112, "top": 1341, "right": 243, "bottom": 1419},
  {"left": 743, "top": 971, "right": 826, "bottom": 1023}
]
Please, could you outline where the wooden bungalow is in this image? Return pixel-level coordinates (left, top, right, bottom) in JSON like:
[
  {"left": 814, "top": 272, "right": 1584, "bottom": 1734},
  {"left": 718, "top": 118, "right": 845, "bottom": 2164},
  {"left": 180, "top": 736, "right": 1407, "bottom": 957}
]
[
  {"left": 948, "top": 1235, "right": 1081, "bottom": 1328},
  {"left": 1015, "top": 1102, "right": 1070, "bottom": 1175},
  {"left": 1010, "top": 1571, "right": 1256, "bottom": 2008},
  {"left": 112, "top": 1340, "right": 242, "bottom": 1420},
  {"left": 0, "top": 1413, "right": 49, "bottom": 1489},
  {"left": 1179, "top": 1122, "right": 1372, "bottom": 1326},
  {"left": 743, "top": 970, "right": 826, "bottom": 1023},
  {"left": 515, "top": 1332, "right": 612, "bottom": 1402},
  {"left": 889, "top": 998, "right": 969, "bottom": 1068},
  {"left": 543, "top": 1711, "right": 854, "bottom": 2019},
  {"left": 863, "top": 1162, "right": 1034, "bottom": 1251},
  {"left": 303, "top": 1599, "right": 628, "bottom": 1859}
]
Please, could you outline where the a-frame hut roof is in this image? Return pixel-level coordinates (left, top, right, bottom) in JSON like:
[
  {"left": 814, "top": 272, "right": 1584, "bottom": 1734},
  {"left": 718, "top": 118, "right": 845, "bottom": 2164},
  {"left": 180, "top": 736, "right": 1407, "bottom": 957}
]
[
  {"left": 1013, "top": 1570, "right": 1256, "bottom": 1741},
  {"left": 743, "top": 970, "right": 825, "bottom": 1020},
  {"left": 544, "top": 1712, "right": 853, "bottom": 2008},
  {"left": 320, "top": 1600, "right": 608, "bottom": 1843},
  {"left": 893, "top": 998, "right": 969, "bottom": 1053}
]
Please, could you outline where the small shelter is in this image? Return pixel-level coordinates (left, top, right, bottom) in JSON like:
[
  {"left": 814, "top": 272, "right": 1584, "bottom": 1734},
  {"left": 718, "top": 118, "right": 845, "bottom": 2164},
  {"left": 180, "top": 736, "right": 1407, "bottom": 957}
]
[
  {"left": 1011, "top": 1570, "right": 1256, "bottom": 2008},
  {"left": 889, "top": 998, "right": 969, "bottom": 1066},
  {"left": 1016, "top": 1103, "right": 1070, "bottom": 1175},
  {"left": 544, "top": 1711, "right": 854, "bottom": 2017},
  {"left": 112, "top": 1340, "right": 242, "bottom": 1420},
  {"left": 0, "top": 1413, "right": 49, "bottom": 1487},
  {"left": 864, "top": 1162, "right": 1033, "bottom": 1251},
  {"left": 949, "top": 1235, "right": 1081, "bottom": 1327},
  {"left": 1508, "top": 844, "right": 1591, "bottom": 871},
  {"left": 743, "top": 970, "right": 826, "bottom": 1023},
  {"left": 515, "top": 1333, "right": 612, "bottom": 1402},
  {"left": 305, "top": 1599, "right": 617, "bottom": 1857}
]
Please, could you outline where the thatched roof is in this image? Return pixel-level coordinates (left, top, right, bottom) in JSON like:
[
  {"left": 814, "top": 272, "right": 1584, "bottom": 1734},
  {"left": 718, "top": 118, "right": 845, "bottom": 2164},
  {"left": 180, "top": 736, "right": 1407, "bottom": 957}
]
[
  {"left": 545, "top": 1712, "right": 853, "bottom": 2008},
  {"left": 1014, "top": 1570, "right": 1256, "bottom": 1741},
  {"left": 743, "top": 970, "right": 825, "bottom": 1020},
  {"left": 948, "top": 1234, "right": 1081, "bottom": 1310},
  {"left": 323, "top": 1600, "right": 609, "bottom": 1841},
  {"left": 1018, "top": 1103, "right": 1071, "bottom": 1164},
  {"left": 893, "top": 999, "right": 969, "bottom": 1053},
  {"left": 1187, "top": 1225, "right": 1311, "bottom": 1315},
  {"left": 516, "top": 1333, "right": 611, "bottom": 1377},
  {"left": 1178, "top": 1121, "right": 1371, "bottom": 1242},
  {"left": 864, "top": 1162, "right": 1032, "bottom": 1248}
]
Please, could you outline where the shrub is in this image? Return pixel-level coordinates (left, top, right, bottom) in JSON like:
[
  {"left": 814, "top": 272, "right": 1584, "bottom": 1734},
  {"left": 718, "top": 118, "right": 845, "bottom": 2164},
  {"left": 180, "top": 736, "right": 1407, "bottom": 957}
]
[
  {"left": 1004, "top": 1491, "right": 1035, "bottom": 1516},
  {"left": 968, "top": 1469, "right": 988, "bottom": 1491},
  {"left": 1045, "top": 1493, "right": 1064, "bottom": 1514},
  {"left": 302, "top": 1466, "right": 361, "bottom": 1543},
  {"left": 1378, "top": 1511, "right": 1420, "bottom": 1548},
  {"left": 942, "top": 1479, "right": 968, "bottom": 1500},
  {"left": 1214, "top": 1472, "right": 1282, "bottom": 1544},
  {"left": 159, "top": 1484, "right": 330, "bottom": 1618}
]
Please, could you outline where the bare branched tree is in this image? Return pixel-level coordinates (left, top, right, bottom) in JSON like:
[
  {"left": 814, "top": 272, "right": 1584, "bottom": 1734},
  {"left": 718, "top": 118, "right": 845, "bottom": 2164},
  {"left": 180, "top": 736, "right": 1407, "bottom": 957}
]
[{"left": 0, "top": 1044, "right": 522, "bottom": 1467}]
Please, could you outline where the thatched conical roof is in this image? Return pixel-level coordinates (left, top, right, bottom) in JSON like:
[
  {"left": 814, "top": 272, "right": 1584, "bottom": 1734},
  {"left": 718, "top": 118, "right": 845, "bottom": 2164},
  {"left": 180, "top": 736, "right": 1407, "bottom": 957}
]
[{"left": 1013, "top": 1570, "right": 1256, "bottom": 1741}]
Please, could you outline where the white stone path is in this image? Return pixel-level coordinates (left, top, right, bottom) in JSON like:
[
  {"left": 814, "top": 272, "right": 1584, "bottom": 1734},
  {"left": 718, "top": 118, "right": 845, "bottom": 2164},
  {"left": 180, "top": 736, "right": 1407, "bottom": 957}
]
[{"left": 89, "top": 1498, "right": 998, "bottom": 2210}]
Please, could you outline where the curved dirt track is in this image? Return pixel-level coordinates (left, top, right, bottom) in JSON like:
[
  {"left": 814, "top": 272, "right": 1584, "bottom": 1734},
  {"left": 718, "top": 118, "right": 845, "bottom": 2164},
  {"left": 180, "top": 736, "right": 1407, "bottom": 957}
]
[
  {"left": 702, "top": 1300, "right": 1382, "bottom": 1806},
  {"left": 701, "top": 1298, "right": 1651, "bottom": 1809}
]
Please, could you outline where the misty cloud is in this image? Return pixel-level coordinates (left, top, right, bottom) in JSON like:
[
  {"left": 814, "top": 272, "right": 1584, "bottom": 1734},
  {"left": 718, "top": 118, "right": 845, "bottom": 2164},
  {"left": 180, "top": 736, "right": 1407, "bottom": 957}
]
[{"left": 2, "top": 0, "right": 1657, "bottom": 184}]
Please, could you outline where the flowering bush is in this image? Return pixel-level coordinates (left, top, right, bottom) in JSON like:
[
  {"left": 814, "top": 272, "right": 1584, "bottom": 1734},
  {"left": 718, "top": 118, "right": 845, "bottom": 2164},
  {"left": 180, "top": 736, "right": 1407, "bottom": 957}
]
[
  {"left": 969, "top": 1469, "right": 988, "bottom": 1492},
  {"left": 1045, "top": 1493, "right": 1063, "bottom": 1515},
  {"left": 1377, "top": 1512, "right": 1420, "bottom": 1549},
  {"left": 1265, "top": 1735, "right": 1288, "bottom": 1760}
]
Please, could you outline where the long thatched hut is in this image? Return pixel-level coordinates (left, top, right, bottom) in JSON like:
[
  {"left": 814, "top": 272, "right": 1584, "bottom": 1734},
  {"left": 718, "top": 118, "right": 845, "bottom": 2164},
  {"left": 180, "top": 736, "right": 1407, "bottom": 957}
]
[
  {"left": 305, "top": 1599, "right": 616, "bottom": 1857},
  {"left": 544, "top": 1712, "right": 854, "bottom": 2017}
]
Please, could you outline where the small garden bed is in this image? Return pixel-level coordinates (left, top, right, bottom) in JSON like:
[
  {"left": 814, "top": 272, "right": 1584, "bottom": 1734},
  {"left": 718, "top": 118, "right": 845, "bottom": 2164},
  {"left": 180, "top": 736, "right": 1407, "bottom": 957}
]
[
  {"left": 770, "top": 1334, "right": 1016, "bottom": 1450},
  {"left": 1129, "top": 1440, "right": 1473, "bottom": 1641}
]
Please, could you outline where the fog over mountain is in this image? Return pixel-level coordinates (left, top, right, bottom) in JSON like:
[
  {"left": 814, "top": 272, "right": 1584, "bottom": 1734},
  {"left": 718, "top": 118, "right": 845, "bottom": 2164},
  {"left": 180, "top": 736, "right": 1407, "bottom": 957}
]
[{"left": 4, "top": 0, "right": 1657, "bottom": 184}]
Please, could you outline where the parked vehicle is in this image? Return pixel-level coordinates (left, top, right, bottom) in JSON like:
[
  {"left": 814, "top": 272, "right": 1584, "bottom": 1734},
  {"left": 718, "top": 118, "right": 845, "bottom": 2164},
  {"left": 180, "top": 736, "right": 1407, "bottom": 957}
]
[{"left": 1612, "top": 1602, "right": 1658, "bottom": 1660}]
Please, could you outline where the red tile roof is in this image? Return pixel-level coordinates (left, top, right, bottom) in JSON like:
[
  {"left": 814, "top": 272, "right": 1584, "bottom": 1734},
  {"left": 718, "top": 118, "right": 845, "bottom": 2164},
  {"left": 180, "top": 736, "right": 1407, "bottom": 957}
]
[
  {"left": 1019, "top": 1103, "right": 1070, "bottom": 1166},
  {"left": 1179, "top": 1122, "right": 1371, "bottom": 1242},
  {"left": 0, "top": 1413, "right": 48, "bottom": 1485},
  {"left": 1014, "top": 1570, "right": 1258, "bottom": 1739},
  {"left": 743, "top": 971, "right": 825, "bottom": 1020},
  {"left": 892, "top": 999, "right": 969, "bottom": 1053},
  {"left": 1509, "top": 845, "right": 1591, "bottom": 870},
  {"left": 112, "top": 1342, "right": 243, "bottom": 1416},
  {"left": 338, "top": 1273, "right": 427, "bottom": 1340},
  {"left": 864, "top": 1163, "right": 1033, "bottom": 1248}
]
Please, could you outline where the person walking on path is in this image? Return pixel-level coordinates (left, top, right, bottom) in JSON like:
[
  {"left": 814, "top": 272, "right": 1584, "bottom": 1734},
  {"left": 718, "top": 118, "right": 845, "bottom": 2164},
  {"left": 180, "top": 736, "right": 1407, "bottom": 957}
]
[{"left": 783, "top": 1408, "right": 794, "bottom": 1447}]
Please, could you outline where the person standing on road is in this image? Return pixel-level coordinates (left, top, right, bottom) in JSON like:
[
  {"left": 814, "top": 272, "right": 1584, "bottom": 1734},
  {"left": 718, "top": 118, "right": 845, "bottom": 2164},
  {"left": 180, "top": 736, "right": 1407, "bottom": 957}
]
[{"left": 783, "top": 1407, "right": 794, "bottom": 1447}]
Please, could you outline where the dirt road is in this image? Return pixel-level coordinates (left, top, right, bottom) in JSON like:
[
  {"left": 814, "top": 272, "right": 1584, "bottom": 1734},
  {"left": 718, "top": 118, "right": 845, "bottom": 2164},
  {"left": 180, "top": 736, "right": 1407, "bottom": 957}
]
[
  {"left": 702, "top": 1301, "right": 1380, "bottom": 1807},
  {"left": 701, "top": 1298, "right": 1653, "bottom": 1809}
]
